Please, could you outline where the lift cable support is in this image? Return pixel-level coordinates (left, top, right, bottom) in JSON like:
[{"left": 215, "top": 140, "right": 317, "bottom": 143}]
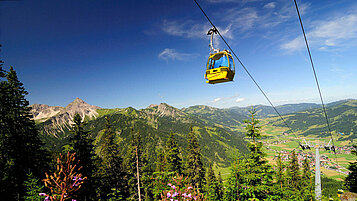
[
  {"left": 293, "top": 0, "right": 338, "bottom": 163},
  {"left": 193, "top": 0, "right": 302, "bottom": 145},
  {"left": 302, "top": 139, "right": 341, "bottom": 201},
  {"left": 300, "top": 139, "right": 311, "bottom": 151},
  {"left": 207, "top": 27, "right": 219, "bottom": 54}
]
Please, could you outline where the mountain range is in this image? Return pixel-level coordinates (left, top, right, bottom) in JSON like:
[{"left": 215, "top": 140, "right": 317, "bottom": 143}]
[{"left": 30, "top": 98, "right": 357, "bottom": 166}]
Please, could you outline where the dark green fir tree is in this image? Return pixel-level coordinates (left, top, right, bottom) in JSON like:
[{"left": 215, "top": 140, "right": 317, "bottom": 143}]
[
  {"left": 226, "top": 109, "right": 276, "bottom": 200},
  {"left": 0, "top": 65, "right": 48, "bottom": 200},
  {"left": 185, "top": 126, "right": 205, "bottom": 190},
  {"left": 70, "top": 113, "right": 98, "bottom": 200},
  {"left": 242, "top": 109, "right": 275, "bottom": 200},
  {"left": 164, "top": 131, "right": 182, "bottom": 175},
  {"left": 123, "top": 128, "right": 153, "bottom": 201},
  {"left": 301, "top": 156, "right": 314, "bottom": 200},
  {"left": 23, "top": 172, "right": 44, "bottom": 201},
  {"left": 98, "top": 116, "right": 128, "bottom": 200},
  {"left": 204, "top": 164, "right": 223, "bottom": 201},
  {"left": 345, "top": 144, "right": 357, "bottom": 193}
]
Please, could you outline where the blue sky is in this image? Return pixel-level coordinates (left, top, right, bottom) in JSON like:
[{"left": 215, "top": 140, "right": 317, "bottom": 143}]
[{"left": 1, "top": 0, "right": 357, "bottom": 109}]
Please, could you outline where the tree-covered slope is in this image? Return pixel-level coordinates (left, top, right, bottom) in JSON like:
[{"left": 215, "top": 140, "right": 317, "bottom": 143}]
[
  {"left": 39, "top": 103, "right": 248, "bottom": 167},
  {"left": 182, "top": 105, "right": 246, "bottom": 129},
  {"left": 228, "top": 103, "right": 320, "bottom": 119},
  {"left": 182, "top": 102, "right": 321, "bottom": 129},
  {"left": 267, "top": 99, "right": 357, "bottom": 138}
]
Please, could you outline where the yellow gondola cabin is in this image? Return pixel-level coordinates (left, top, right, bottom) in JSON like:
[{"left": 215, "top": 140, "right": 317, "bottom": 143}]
[{"left": 205, "top": 50, "right": 235, "bottom": 84}]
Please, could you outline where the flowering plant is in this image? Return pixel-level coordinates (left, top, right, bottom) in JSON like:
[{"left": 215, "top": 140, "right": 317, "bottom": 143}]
[
  {"left": 39, "top": 152, "right": 86, "bottom": 201},
  {"left": 160, "top": 175, "right": 205, "bottom": 201}
]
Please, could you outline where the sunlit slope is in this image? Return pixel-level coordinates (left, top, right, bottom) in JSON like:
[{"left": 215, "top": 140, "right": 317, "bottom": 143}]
[
  {"left": 39, "top": 103, "right": 248, "bottom": 167},
  {"left": 266, "top": 99, "right": 357, "bottom": 138},
  {"left": 182, "top": 105, "right": 247, "bottom": 129}
]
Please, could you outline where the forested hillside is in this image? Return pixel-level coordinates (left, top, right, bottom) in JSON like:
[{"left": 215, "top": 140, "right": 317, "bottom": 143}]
[
  {"left": 267, "top": 99, "right": 357, "bottom": 138},
  {"left": 38, "top": 102, "right": 248, "bottom": 167}
]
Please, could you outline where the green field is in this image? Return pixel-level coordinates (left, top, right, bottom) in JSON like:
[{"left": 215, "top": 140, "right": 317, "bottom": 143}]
[{"left": 257, "top": 122, "right": 357, "bottom": 181}]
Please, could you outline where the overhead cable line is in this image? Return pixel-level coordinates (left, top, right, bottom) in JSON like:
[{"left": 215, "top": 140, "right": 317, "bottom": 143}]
[
  {"left": 293, "top": 0, "right": 338, "bottom": 160},
  {"left": 193, "top": 0, "right": 301, "bottom": 145}
]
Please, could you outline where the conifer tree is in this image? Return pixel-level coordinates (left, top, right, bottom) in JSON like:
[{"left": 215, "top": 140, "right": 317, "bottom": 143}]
[
  {"left": 276, "top": 152, "right": 285, "bottom": 190},
  {"left": 23, "top": 172, "right": 44, "bottom": 201},
  {"left": 345, "top": 144, "right": 357, "bottom": 193},
  {"left": 204, "top": 164, "right": 223, "bottom": 201},
  {"left": 216, "top": 171, "right": 224, "bottom": 200},
  {"left": 301, "top": 156, "right": 314, "bottom": 200},
  {"left": 226, "top": 109, "right": 275, "bottom": 200},
  {"left": 185, "top": 126, "right": 205, "bottom": 190},
  {"left": 224, "top": 156, "right": 244, "bottom": 201},
  {"left": 0, "top": 66, "right": 48, "bottom": 200},
  {"left": 153, "top": 141, "right": 174, "bottom": 200},
  {"left": 287, "top": 150, "right": 300, "bottom": 190},
  {"left": 270, "top": 152, "right": 292, "bottom": 200},
  {"left": 98, "top": 116, "right": 128, "bottom": 199},
  {"left": 70, "top": 113, "right": 97, "bottom": 200},
  {"left": 124, "top": 128, "right": 153, "bottom": 201},
  {"left": 244, "top": 109, "right": 275, "bottom": 199},
  {"left": 164, "top": 132, "right": 182, "bottom": 175},
  {"left": 285, "top": 150, "right": 301, "bottom": 200}
]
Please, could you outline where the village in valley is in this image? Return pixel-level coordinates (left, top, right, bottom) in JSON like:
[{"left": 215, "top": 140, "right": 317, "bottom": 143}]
[{"left": 263, "top": 131, "right": 356, "bottom": 180}]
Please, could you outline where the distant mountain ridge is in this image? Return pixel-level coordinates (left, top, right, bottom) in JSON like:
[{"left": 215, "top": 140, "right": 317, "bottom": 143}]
[
  {"left": 33, "top": 98, "right": 357, "bottom": 167},
  {"left": 30, "top": 98, "right": 100, "bottom": 135},
  {"left": 266, "top": 99, "right": 357, "bottom": 138},
  {"left": 227, "top": 102, "right": 321, "bottom": 118},
  {"left": 35, "top": 100, "right": 247, "bottom": 167}
]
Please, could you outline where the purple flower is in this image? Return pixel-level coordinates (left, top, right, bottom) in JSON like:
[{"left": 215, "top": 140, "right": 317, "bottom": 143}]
[
  {"left": 44, "top": 196, "right": 50, "bottom": 201},
  {"left": 167, "top": 183, "right": 172, "bottom": 187},
  {"left": 167, "top": 192, "right": 172, "bottom": 198},
  {"left": 182, "top": 193, "right": 187, "bottom": 197},
  {"left": 172, "top": 192, "right": 179, "bottom": 197},
  {"left": 188, "top": 193, "right": 192, "bottom": 198},
  {"left": 187, "top": 186, "right": 193, "bottom": 190},
  {"left": 73, "top": 176, "right": 83, "bottom": 181},
  {"left": 72, "top": 200, "right": 76, "bottom": 201},
  {"left": 171, "top": 185, "right": 176, "bottom": 190},
  {"left": 39, "top": 193, "right": 46, "bottom": 196}
]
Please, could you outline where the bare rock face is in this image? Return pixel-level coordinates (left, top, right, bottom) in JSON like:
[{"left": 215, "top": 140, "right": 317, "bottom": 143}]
[
  {"left": 30, "top": 104, "right": 63, "bottom": 121},
  {"left": 64, "top": 97, "right": 101, "bottom": 122},
  {"left": 31, "top": 98, "right": 101, "bottom": 135},
  {"left": 146, "top": 103, "right": 185, "bottom": 118}
]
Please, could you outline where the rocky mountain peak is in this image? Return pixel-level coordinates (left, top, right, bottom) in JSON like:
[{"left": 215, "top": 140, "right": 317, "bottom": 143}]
[
  {"left": 155, "top": 103, "right": 185, "bottom": 118},
  {"left": 30, "top": 104, "right": 63, "bottom": 121},
  {"left": 31, "top": 98, "right": 102, "bottom": 134},
  {"left": 144, "top": 103, "right": 184, "bottom": 118},
  {"left": 147, "top": 104, "right": 159, "bottom": 108},
  {"left": 65, "top": 98, "right": 100, "bottom": 110}
]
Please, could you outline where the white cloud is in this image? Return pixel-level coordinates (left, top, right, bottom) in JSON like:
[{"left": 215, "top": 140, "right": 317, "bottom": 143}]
[
  {"left": 211, "top": 94, "right": 244, "bottom": 104},
  {"left": 281, "top": 13, "right": 357, "bottom": 51},
  {"left": 219, "top": 1, "right": 310, "bottom": 36},
  {"left": 161, "top": 19, "right": 233, "bottom": 40},
  {"left": 214, "top": 98, "right": 222, "bottom": 102},
  {"left": 235, "top": 97, "right": 245, "bottom": 102},
  {"left": 330, "top": 66, "right": 355, "bottom": 79},
  {"left": 206, "top": 0, "right": 261, "bottom": 3},
  {"left": 224, "top": 7, "right": 259, "bottom": 32},
  {"left": 161, "top": 20, "right": 210, "bottom": 39},
  {"left": 264, "top": 2, "right": 276, "bottom": 9},
  {"left": 281, "top": 36, "right": 304, "bottom": 51},
  {"left": 158, "top": 48, "right": 199, "bottom": 61}
]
